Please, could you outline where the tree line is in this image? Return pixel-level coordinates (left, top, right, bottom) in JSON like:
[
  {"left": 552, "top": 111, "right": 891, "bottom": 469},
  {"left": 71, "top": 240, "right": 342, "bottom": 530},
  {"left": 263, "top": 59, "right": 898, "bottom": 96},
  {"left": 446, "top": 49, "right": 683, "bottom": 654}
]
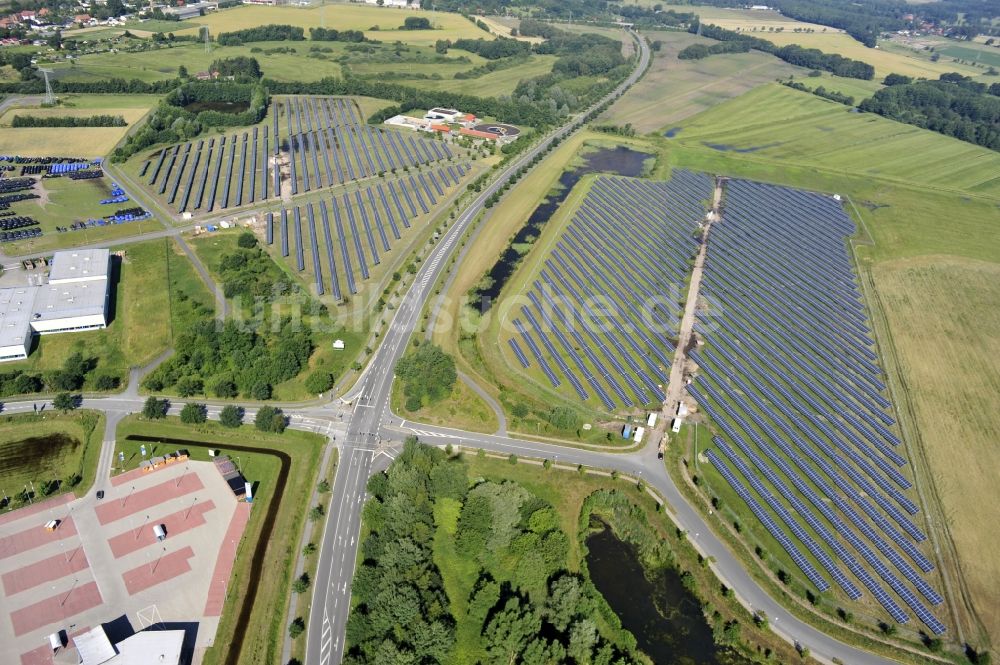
[
  {"left": 678, "top": 40, "right": 750, "bottom": 60},
  {"left": 859, "top": 73, "right": 1000, "bottom": 150},
  {"left": 309, "top": 27, "right": 367, "bottom": 43},
  {"left": 217, "top": 24, "right": 306, "bottom": 46},
  {"left": 11, "top": 114, "right": 126, "bottom": 127},
  {"left": 781, "top": 79, "right": 855, "bottom": 106},
  {"left": 689, "top": 23, "right": 875, "bottom": 80}
]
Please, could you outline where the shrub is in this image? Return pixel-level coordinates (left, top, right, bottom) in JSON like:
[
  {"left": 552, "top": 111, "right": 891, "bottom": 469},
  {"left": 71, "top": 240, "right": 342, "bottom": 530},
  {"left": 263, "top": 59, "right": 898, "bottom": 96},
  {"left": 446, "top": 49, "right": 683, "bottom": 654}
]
[
  {"left": 180, "top": 402, "right": 207, "bottom": 424},
  {"left": 304, "top": 371, "right": 334, "bottom": 394},
  {"left": 142, "top": 396, "right": 169, "bottom": 419}
]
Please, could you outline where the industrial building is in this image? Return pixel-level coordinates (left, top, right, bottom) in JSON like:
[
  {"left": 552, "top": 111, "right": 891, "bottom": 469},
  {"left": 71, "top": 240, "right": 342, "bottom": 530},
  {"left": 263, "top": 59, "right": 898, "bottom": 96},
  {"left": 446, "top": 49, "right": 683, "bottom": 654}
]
[
  {"left": 0, "top": 249, "right": 111, "bottom": 362},
  {"left": 72, "top": 625, "right": 186, "bottom": 665}
]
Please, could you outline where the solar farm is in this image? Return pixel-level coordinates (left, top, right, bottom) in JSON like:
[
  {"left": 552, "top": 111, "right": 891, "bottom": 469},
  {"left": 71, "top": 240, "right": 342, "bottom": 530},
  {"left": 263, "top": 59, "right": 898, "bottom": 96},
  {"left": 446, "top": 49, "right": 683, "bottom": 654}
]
[
  {"left": 264, "top": 162, "right": 472, "bottom": 299},
  {"left": 139, "top": 96, "right": 465, "bottom": 216},
  {"left": 493, "top": 167, "right": 947, "bottom": 634},
  {"left": 499, "top": 171, "right": 714, "bottom": 410},
  {"left": 684, "top": 179, "right": 945, "bottom": 634}
]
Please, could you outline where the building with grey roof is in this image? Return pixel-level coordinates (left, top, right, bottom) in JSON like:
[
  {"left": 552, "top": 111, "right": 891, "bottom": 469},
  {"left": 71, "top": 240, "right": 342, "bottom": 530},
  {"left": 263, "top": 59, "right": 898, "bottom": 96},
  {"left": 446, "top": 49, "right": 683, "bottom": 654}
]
[{"left": 0, "top": 249, "right": 111, "bottom": 362}]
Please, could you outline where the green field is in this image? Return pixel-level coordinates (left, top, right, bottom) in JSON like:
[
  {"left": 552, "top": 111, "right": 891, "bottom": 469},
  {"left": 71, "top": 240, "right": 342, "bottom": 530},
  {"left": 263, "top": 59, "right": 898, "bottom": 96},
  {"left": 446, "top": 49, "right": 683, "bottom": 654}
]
[
  {"left": 670, "top": 83, "right": 1000, "bottom": 198},
  {"left": 0, "top": 411, "right": 105, "bottom": 506},
  {"left": 599, "top": 31, "right": 798, "bottom": 132},
  {"left": 936, "top": 43, "right": 1000, "bottom": 68},
  {"left": 3, "top": 238, "right": 173, "bottom": 381},
  {"left": 0, "top": 93, "right": 157, "bottom": 157},
  {"left": 176, "top": 3, "right": 489, "bottom": 45},
  {"left": 114, "top": 416, "right": 324, "bottom": 665}
]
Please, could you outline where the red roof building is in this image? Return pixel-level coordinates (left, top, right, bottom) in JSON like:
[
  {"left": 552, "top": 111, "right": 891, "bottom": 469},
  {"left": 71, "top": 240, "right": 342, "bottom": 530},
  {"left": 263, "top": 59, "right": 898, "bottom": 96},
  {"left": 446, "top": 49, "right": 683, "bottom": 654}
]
[{"left": 460, "top": 127, "right": 500, "bottom": 140}]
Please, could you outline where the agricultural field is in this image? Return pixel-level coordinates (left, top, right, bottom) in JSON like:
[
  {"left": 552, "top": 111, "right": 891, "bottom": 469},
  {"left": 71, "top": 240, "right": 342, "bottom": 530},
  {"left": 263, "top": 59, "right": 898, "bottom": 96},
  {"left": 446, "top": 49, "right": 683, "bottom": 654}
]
[
  {"left": 655, "top": 3, "right": 836, "bottom": 32},
  {"left": 870, "top": 256, "right": 1000, "bottom": 646},
  {"left": 669, "top": 84, "right": 1000, "bottom": 198},
  {"left": 0, "top": 94, "right": 158, "bottom": 157},
  {"left": 1, "top": 238, "right": 173, "bottom": 379},
  {"left": 599, "top": 31, "right": 799, "bottom": 132},
  {"left": 174, "top": 3, "right": 488, "bottom": 45}
]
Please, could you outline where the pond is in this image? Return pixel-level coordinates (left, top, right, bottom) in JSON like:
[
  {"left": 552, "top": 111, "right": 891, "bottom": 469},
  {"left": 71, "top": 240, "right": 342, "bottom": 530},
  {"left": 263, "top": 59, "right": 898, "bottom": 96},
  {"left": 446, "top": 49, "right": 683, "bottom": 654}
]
[
  {"left": 586, "top": 525, "right": 753, "bottom": 665},
  {"left": 473, "top": 145, "right": 653, "bottom": 310},
  {"left": 182, "top": 100, "right": 250, "bottom": 114}
]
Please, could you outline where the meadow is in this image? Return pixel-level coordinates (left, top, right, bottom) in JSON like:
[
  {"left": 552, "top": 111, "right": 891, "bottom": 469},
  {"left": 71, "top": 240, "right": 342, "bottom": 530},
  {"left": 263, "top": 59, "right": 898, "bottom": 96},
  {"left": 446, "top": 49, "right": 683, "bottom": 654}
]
[
  {"left": 599, "top": 31, "right": 798, "bottom": 132},
  {"left": 114, "top": 416, "right": 324, "bottom": 665},
  {"left": 0, "top": 93, "right": 157, "bottom": 157},
  {"left": 670, "top": 83, "right": 1000, "bottom": 198}
]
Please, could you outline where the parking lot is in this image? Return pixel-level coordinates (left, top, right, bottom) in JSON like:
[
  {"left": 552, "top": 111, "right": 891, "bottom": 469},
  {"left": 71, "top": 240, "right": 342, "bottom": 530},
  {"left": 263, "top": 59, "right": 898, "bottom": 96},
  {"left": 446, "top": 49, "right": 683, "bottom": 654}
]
[{"left": 0, "top": 458, "right": 250, "bottom": 664}]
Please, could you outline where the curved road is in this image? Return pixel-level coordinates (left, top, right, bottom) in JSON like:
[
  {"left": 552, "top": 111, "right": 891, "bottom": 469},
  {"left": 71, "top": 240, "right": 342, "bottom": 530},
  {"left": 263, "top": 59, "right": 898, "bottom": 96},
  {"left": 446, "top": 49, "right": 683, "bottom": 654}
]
[{"left": 0, "top": 33, "right": 911, "bottom": 665}]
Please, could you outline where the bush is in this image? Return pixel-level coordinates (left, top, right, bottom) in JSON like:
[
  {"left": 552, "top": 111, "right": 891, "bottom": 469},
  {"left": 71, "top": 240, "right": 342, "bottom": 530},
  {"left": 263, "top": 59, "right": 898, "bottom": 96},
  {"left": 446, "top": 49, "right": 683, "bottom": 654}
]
[
  {"left": 237, "top": 232, "right": 258, "bottom": 248},
  {"left": 254, "top": 405, "right": 286, "bottom": 433},
  {"left": 291, "top": 572, "right": 311, "bottom": 593},
  {"left": 309, "top": 504, "right": 325, "bottom": 521},
  {"left": 53, "top": 392, "right": 77, "bottom": 411},
  {"left": 142, "top": 396, "right": 169, "bottom": 419},
  {"left": 219, "top": 404, "right": 243, "bottom": 428},
  {"left": 180, "top": 402, "right": 207, "bottom": 424},
  {"left": 288, "top": 617, "right": 305, "bottom": 638},
  {"left": 94, "top": 374, "right": 120, "bottom": 391},
  {"left": 304, "top": 371, "right": 334, "bottom": 394}
]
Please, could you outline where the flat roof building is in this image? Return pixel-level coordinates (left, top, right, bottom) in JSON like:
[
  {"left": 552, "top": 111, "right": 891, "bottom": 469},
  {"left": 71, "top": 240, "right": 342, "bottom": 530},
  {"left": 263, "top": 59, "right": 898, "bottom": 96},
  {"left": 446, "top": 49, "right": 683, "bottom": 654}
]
[
  {"left": 47, "top": 248, "right": 110, "bottom": 284},
  {"left": 0, "top": 249, "right": 111, "bottom": 362}
]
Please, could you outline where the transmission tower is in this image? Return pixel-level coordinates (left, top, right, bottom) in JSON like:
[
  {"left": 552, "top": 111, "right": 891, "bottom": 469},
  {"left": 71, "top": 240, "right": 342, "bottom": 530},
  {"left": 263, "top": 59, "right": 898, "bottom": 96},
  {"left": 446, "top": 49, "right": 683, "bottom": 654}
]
[
  {"left": 204, "top": 28, "right": 211, "bottom": 54},
  {"left": 38, "top": 68, "right": 55, "bottom": 105}
]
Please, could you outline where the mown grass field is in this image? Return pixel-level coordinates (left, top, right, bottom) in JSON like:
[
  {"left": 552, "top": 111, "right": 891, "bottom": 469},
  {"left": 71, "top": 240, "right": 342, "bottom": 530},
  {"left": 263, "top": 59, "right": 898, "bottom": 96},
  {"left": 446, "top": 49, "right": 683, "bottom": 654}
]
[
  {"left": 3, "top": 238, "right": 172, "bottom": 381},
  {"left": 416, "top": 54, "right": 557, "bottom": 96},
  {"left": 390, "top": 374, "right": 498, "bottom": 434},
  {"left": 599, "top": 31, "right": 798, "bottom": 132},
  {"left": 869, "top": 256, "right": 1000, "bottom": 646},
  {"left": 0, "top": 411, "right": 104, "bottom": 505},
  {"left": 114, "top": 416, "right": 324, "bottom": 665},
  {"left": 176, "top": 3, "right": 488, "bottom": 45},
  {"left": 670, "top": 83, "right": 1000, "bottom": 198},
  {"left": 0, "top": 93, "right": 157, "bottom": 157}
]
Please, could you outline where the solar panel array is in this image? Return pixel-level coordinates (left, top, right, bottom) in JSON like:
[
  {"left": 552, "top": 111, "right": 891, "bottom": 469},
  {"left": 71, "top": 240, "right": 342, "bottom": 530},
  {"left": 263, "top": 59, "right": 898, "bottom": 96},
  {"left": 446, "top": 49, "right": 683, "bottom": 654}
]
[
  {"left": 503, "top": 171, "right": 713, "bottom": 410},
  {"left": 694, "top": 179, "right": 946, "bottom": 634},
  {"left": 266, "top": 164, "right": 471, "bottom": 298},
  {"left": 144, "top": 96, "right": 458, "bottom": 214}
]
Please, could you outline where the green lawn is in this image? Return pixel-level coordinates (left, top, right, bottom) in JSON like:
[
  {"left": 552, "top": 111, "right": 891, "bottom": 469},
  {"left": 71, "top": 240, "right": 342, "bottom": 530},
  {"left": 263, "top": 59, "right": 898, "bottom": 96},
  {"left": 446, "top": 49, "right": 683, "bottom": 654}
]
[
  {"left": 114, "top": 416, "right": 325, "bottom": 665},
  {"left": 0, "top": 411, "right": 105, "bottom": 507}
]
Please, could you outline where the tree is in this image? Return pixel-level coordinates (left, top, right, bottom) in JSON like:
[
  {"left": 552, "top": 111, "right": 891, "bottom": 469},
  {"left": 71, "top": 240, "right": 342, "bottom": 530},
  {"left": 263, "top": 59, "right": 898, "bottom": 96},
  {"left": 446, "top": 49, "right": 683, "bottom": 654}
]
[
  {"left": 309, "top": 504, "right": 325, "bottom": 521},
  {"left": 255, "top": 405, "right": 286, "bottom": 433},
  {"left": 395, "top": 342, "right": 456, "bottom": 406},
  {"left": 317, "top": 479, "right": 331, "bottom": 493},
  {"left": 180, "top": 402, "right": 207, "bottom": 424},
  {"left": 305, "top": 371, "right": 334, "bottom": 394},
  {"left": 53, "top": 392, "right": 77, "bottom": 412},
  {"left": 303, "top": 542, "right": 317, "bottom": 556},
  {"left": 178, "top": 64, "right": 189, "bottom": 78},
  {"left": 401, "top": 16, "right": 431, "bottom": 30},
  {"left": 142, "top": 396, "right": 169, "bottom": 419},
  {"left": 219, "top": 404, "right": 243, "bottom": 428},
  {"left": 237, "top": 231, "right": 257, "bottom": 248}
]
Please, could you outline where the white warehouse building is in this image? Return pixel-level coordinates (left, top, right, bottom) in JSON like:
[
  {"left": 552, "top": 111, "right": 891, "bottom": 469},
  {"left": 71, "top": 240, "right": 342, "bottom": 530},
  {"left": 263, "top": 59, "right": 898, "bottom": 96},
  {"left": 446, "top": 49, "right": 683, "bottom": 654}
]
[{"left": 0, "top": 249, "right": 112, "bottom": 362}]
